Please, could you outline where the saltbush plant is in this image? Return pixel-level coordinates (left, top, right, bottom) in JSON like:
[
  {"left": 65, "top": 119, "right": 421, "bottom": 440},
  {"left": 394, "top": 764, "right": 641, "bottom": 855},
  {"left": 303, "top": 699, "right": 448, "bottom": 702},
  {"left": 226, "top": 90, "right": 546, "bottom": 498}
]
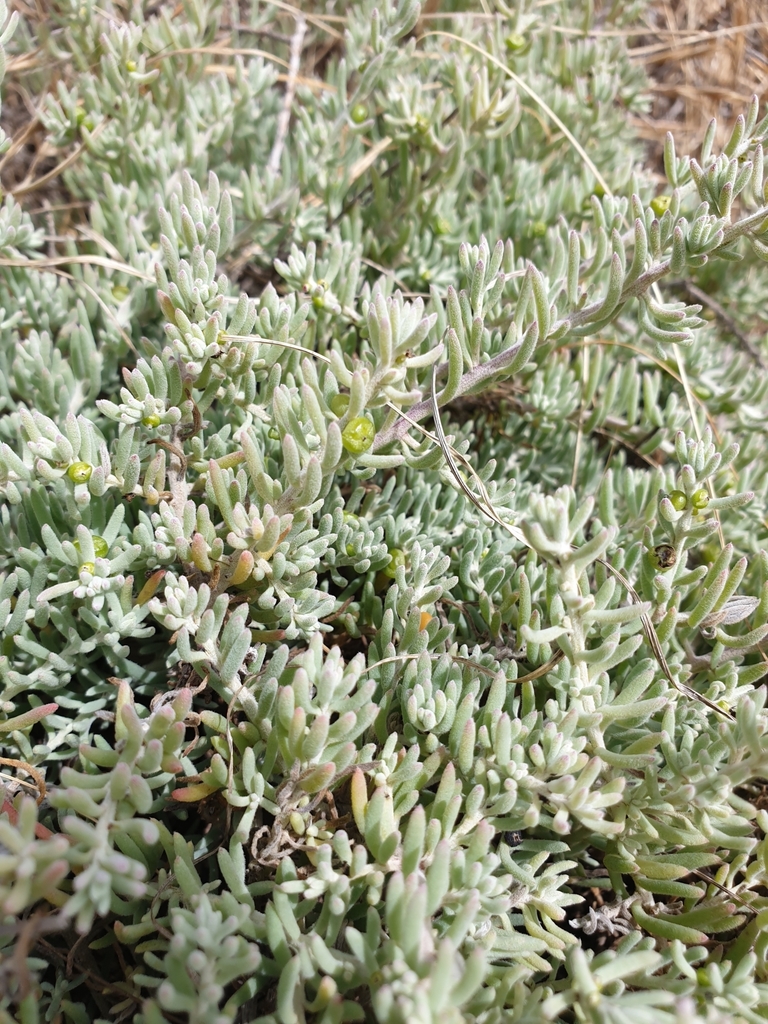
[{"left": 2, "top": 0, "right": 768, "bottom": 1021}]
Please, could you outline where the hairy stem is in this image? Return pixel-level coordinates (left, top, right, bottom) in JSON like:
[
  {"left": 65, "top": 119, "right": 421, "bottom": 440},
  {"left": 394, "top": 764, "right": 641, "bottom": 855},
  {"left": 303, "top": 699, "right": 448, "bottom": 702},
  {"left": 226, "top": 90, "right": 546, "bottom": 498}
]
[{"left": 374, "top": 204, "right": 768, "bottom": 452}]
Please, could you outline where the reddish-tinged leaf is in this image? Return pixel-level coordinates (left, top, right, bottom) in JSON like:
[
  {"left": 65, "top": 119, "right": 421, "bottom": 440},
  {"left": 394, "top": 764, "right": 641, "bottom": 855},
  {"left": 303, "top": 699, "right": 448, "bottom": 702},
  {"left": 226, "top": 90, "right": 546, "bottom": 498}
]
[
  {"left": 171, "top": 783, "right": 218, "bottom": 802},
  {"left": 0, "top": 703, "right": 58, "bottom": 733}
]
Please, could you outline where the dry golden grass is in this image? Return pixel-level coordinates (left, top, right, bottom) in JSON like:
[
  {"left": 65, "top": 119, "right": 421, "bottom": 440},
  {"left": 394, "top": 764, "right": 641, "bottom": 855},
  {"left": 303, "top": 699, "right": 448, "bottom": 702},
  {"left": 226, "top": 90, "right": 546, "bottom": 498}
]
[{"left": 631, "top": 0, "right": 768, "bottom": 171}]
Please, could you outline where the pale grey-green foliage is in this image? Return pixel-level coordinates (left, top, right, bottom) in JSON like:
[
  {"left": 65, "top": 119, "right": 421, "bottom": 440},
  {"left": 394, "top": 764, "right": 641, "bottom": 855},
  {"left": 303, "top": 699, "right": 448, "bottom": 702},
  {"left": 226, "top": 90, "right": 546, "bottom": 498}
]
[{"left": 2, "top": 0, "right": 768, "bottom": 1022}]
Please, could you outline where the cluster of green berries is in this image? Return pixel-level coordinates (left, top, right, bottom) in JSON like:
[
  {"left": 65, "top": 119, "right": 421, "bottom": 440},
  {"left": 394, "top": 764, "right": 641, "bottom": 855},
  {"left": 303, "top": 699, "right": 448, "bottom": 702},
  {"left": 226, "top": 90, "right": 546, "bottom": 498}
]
[
  {"left": 72, "top": 534, "right": 109, "bottom": 576},
  {"left": 668, "top": 488, "right": 710, "bottom": 512}
]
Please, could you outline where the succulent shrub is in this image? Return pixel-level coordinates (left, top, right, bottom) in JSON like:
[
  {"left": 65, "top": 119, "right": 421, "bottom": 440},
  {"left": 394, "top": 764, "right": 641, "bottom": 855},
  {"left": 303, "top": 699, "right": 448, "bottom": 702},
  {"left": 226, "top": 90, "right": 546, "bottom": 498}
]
[{"left": 1, "top": 0, "right": 768, "bottom": 1022}]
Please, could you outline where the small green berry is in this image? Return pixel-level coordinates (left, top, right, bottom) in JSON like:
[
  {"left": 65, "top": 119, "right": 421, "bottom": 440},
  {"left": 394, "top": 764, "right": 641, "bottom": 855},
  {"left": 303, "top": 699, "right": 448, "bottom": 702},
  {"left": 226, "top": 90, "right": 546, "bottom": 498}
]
[
  {"left": 67, "top": 462, "right": 92, "bottom": 484},
  {"left": 74, "top": 535, "right": 108, "bottom": 558},
  {"left": 125, "top": 59, "right": 137, "bottom": 72},
  {"left": 505, "top": 33, "right": 527, "bottom": 52},
  {"left": 112, "top": 284, "right": 130, "bottom": 301},
  {"left": 92, "top": 536, "right": 108, "bottom": 558},
  {"left": 382, "top": 548, "right": 406, "bottom": 579},
  {"left": 434, "top": 217, "right": 452, "bottom": 236},
  {"left": 341, "top": 416, "right": 375, "bottom": 455},
  {"left": 691, "top": 488, "right": 710, "bottom": 511},
  {"left": 330, "top": 394, "right": 350, "bottom": 417},
  {"left": 668, "top": 490, "right": 687, "bottom": 511},
  {"left": 268, "top": 427, "right": 280, "bottom": 441},
  {"left": 80, "top": 562, "right": 95, "bottom": 575},
  {"left": 142, "top": 414, "right": 161, "bottom": 428},
  {"left": 529, "top": 221, "right": 547, "bottom": 238},
  {"left": 350, "top": 103, "right": 368, "bottom": 124},
  {"left": 650, "top": 195, "right": 671, "bottom": 216},
  {"left": 75, "top": 108, "right": 94, "bottom": 132}
]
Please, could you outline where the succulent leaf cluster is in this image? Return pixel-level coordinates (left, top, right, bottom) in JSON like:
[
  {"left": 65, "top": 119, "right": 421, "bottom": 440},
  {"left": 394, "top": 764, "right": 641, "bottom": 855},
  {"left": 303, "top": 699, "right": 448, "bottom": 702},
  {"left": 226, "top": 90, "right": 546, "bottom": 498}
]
[{"left": 2, "top": 1, "right": 768, "bottom": 1022}]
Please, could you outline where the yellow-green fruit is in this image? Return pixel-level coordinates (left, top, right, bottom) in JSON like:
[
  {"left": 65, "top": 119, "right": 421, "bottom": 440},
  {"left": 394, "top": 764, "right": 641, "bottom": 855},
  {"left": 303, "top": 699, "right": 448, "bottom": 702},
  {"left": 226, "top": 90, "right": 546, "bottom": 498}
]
[
  {"left": 529, "top": 221, "right": 547, "bottom": 238},
  {"left": 67, "top": 462, "right": 92, "bottom": 484},
  {"left": 330, "top": 394, "right": 350, "bottom": 417},
  {"left": 382, "top": 548, "right": 406, "bottom": 579},
  {"left": 74, "top": 536, "right": 108, "bottom": 558},
  {"left": 691, "top": 488, "right": 710, "bottom": 510},
  {"left": 668, "top": 490, "right": 687, "bottom": 511},
  {"left": 505, "top": 33, "right": 526, "bottom": 52},
  {"left": 350, "top": 103, "right": 368, "bottom": 124},
  {"left": 80, "top": 562, "right": 95, "bottom": 575},
  {"left": 650, "top": 195, "right": 671, "bottom": 216},
  {"left": 142, "top": 414, "right": 161, "bottom": 428},
  {"left": 341, "top": 417, "right": 375, "bottom": 455}
]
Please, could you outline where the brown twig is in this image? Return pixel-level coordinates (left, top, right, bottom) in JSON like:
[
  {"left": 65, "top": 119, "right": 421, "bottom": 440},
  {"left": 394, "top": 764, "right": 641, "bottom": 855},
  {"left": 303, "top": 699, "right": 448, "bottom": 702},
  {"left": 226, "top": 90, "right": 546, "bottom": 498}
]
[
  {"left": 65, "top": 929, "right": 89, "bottom": 977},
  {"left": 11, "top": 120, "right": 108, "bottom": 198},
  {"left": 0, "top": 913, "right": 66, "bottom": 1001},
  {"left": 0, "top": 756, "right": 46, "bottom": 804},
  {"left": 676, "top": 279, "right": 767, "bottom": 368},
  {"left": 33, "top": 937, "right": 117, "bottom": 1017},
  {"left": 0, "top": 109, "right": 40, "bottom": 175}
]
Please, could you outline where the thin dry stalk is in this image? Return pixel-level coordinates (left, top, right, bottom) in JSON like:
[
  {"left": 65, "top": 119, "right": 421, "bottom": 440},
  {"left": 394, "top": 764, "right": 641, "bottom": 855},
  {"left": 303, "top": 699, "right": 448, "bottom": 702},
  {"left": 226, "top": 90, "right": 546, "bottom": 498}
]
[
  {"left": 267, "top": 12, "right": 307, "bottom": 176},
  {"left": 429, "top": 365, "right": 735, "bottom": 720}
]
